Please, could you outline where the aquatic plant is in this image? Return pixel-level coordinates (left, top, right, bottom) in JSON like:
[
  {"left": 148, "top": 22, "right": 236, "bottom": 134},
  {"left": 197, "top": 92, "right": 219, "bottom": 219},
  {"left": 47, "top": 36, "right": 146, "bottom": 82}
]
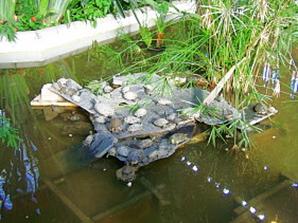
[
  {"left": 0, "top": 112, "right": 21, "bottom": 149},
  {"left": 0, "top": 0, "right": 16, "bottom": 41}
]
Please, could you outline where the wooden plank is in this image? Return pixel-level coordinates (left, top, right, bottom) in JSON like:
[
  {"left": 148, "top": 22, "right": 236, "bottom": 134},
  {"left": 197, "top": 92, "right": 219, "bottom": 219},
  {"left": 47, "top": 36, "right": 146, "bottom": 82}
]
[
  {"left": 203, "top": 58, "right": 246, "bottom": 106},
  {"left": 233, "top": 180, "right": 291, "bottom": 215},
  {"left": 92, "top": 191, "right": 152, "bottom": 222},
  {"left": 140, "top": 177, "right": 170, "bottom": 206},
  {"left": 30, "top": 95, "right": 77, "bottom": 107},
  {"left": 44, "top": 179, "right": 94, "bottom": 223}
]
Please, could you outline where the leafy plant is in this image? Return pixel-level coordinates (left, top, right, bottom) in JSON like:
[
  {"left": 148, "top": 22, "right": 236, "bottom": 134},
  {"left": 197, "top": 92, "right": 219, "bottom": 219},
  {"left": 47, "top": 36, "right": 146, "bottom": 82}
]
[
  {"left": 139, "top": 26, "right": 153, "bottom": 48},
  {"left": 0, "top": 115, "right": 21, "bottom": 149},
  {"left": 65, "top": 0, "right": 112, "bottom": 24}
]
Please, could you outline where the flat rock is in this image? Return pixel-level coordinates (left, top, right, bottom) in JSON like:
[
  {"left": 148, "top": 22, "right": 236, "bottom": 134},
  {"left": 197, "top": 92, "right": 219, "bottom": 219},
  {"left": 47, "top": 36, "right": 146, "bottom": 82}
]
[{"left": 94, "top": 103, "right": 114, "bottom": 117}]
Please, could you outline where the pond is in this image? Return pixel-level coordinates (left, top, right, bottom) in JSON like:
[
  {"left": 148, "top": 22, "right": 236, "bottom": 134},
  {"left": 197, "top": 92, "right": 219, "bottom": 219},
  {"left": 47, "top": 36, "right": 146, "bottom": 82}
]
[{"left": 0, "top": 43, "right": 297, "bottom": 223}]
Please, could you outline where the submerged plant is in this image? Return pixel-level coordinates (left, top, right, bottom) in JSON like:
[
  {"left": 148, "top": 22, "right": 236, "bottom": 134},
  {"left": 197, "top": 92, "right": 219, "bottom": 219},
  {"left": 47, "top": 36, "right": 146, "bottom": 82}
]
[{"left": 0, "top": 114, "right": 21, "bottom": 149}]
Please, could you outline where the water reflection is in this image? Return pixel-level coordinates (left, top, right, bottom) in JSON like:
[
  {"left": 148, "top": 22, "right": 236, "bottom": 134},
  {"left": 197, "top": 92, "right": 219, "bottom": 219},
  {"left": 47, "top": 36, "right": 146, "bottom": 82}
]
[{"left": 0, "top": 110, "right": 40, "bottom": 220}]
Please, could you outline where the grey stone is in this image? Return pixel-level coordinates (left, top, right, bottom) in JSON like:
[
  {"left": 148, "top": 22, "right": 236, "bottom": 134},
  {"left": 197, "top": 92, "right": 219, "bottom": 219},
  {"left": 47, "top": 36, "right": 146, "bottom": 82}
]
[
  {"left": 72, "top": 95, "right": 80, "bottom": 103},
  {"left": 153, "top": 118, "right": 169, "bottom": 128},
  {"left": 128, "top": 124, "right": 142, "bottom": 132},
  {"left": 94, "top": 116, "right": 106, "bottom": 124},
  {"left": 94, "top": 103, "right": 114, "bottom": 117},
  {"left": 167, "top": 113, "right": 177, "bottom": 121},
  {"left": 103, "top": 85, "right": 113, "bottom": 93},
  {"left": 158, "top": 98, "right": 172, "bottom": 105},
  {"left": 123, "top": 91, "right": 138, "bottom": 101},
  {"left": 117, "top": 146, "right": 130, "bottom": 157},
  {"left": 124, "top": 116, "right": 141, "bottom": 124},
  {"left": 134, "top": 108, "right": 147, "bottom": 117}
]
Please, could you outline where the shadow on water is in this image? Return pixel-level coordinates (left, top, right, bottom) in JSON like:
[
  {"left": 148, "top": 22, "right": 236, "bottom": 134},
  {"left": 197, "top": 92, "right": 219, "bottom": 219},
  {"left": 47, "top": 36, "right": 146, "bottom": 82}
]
[{"left": 0, "top": 45, "right": 297, "bottom": 223}]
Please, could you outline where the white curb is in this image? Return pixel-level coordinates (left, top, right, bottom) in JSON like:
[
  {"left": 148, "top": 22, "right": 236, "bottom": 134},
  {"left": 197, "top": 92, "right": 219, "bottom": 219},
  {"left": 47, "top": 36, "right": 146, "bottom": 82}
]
[{"left": 0, "top": 0, "right": 196, "bottom": 69}]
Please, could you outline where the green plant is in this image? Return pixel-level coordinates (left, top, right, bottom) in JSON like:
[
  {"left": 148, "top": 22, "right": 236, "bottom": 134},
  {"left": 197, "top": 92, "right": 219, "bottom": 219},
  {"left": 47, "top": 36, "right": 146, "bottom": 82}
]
[
  {"left": 0, "top": 0, "right": 16, "bottom": 40},
  {"left": 0, "top": 115, "right": 21, "bottom": 149},
  {"left": 65, "top": 0, "right": 112, "bottom": 24},
  {"left": 140, "top": 26, "right": 153, "bottom": 48}
]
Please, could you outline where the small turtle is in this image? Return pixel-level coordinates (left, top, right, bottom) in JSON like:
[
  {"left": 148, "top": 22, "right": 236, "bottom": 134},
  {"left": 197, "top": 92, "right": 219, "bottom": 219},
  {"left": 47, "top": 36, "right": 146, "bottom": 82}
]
[
  {"left": 127, "top": 150, "right": 144, "bottom": 165},
  {"left": 253, "top": 103, "right": 268, "bottom": 115},
  {"left": 153, "top": 118, "right": 169, "bottom": 128},
  {"left": 134, "top": 108, "right": 147, "bottom": 118},
  {"left": 137, "top": 138, "right": 153, "bottom": 149},
  {"left": 68, "top": 112, "right": 81, "bottom": 121},
  {"left": 94, "top": 103, "right": 115, "bottom": 117},
  {"left": 124, "top": 116, "right": 141, "bottom": 124},
  {"left": 116, "top": 165, "right": 138, "bottom": 182},
  {"left": 109, "top": 117, "right": 123, "bottom": 132},
  {"left": 170, "top": 133, "right": 188, "bottom": 145},
  {"left": 128, "top": 124, "right": 142, "bottom": 132},
  {"left": 123, "top": 91, "right": 138, "bottom": 101}
]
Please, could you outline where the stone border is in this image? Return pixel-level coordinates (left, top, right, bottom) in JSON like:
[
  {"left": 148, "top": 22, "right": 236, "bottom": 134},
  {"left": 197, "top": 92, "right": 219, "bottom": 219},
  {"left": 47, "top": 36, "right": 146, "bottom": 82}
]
[{"left": 0, "top": 0, "right": 196, "bottom": 69}]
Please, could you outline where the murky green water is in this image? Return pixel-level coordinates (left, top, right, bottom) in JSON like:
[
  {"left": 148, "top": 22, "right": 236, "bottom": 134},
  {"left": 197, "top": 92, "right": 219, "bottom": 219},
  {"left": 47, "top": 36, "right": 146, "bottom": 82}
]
[{"left": 0, "top": 45, "right": 297, "bottom": 223}]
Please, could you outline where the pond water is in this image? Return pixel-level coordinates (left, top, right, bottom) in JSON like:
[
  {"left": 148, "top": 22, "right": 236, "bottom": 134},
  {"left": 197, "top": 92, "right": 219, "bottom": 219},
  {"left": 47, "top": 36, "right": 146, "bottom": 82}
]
[{"left": 0, "top": 44, "right": 297, "bottom": 223}]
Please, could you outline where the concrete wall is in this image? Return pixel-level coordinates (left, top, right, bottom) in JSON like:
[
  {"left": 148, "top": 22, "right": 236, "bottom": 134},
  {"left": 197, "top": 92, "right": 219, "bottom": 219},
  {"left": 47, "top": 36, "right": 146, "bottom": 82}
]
[{"left": 0, "top": 0, "right": 196, "bottom": 69}]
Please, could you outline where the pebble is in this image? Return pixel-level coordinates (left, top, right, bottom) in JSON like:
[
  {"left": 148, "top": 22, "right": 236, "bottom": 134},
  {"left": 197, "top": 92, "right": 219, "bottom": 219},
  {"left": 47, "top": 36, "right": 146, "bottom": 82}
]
[
  {"left": 192, "top": 165, "right": 198, "bottom": 172},
  {"left": 167, "top": 113, "right": 177, "bottom": 121},
  {"left": 134, "top": 108, "right": 147, "bottom": 117},
  {"left": 127, "top": 182, "right": 132, "bottom": 187},
  {"left": 124, "top": 116, "right": 141, "bottom": 124},
  {"left": 186, "top": 161, "right": 191, "bottom": 166},
  {"left": 137, "top": 139, "right": 153, "bottom": 149},
  {"left": 241, "top": 200, "right": 247, "bottom": 207},
  {"left": 94, "top": 116, "right": 106, "bottom": 124},
  {"left": 158, "top": 98, "right": 172, "bottom": 105},
  {"left": 153, "top": 118, "right": 169, "bottom": 128},
  {"left": 48, "top": 137, "right": 52, "bottom": 141},
  {"left": 249, "top": 207, "right": 256, "bottom": 214},
  {"left": 207, "top": 176, "right": 212, "bottom": 183},
  {"left": 69, "top": 134, "right": 73, "bottom": 137},
  {"left": 123, "top": 91, "right": 137, "bottom": 101},
  {"left": 215, "top": 182, "right": 220, "bottom": 188},
  {"left": 103, "top": 168, "right": 107, "bottom": 172},
  {"left": 257, "top": 214, "right": 265, "bottom": 220},
  {"left": 94, "top": 103, "right": 115, "bottom": 117},
  {"left": 128, "top": 124, "right": 142, "bottom": 132},
  {"left": 272, "top": 135, "right": 276, "bottom": 139},
  {"left": 263, "top": 165, "right": 269, "bottom": 171},
  {"left": 72, "top": 95, "right": 80, "bottom": 102},
  {"left": 291, "top": 183, "right": 298, "bottom": 188},
  {"left": 223, "top": 188, "right": 230, "bottom": 195},
  {"left": 144, "top": 84, "right": 154, "bottom": 93},
  {"left": 122, "top": 86, "right": 130, "bottom": 93},
  {"left": 103, "top": 85, "right": 113, "bottom": 93},
  {"left": 181, "top": 156, "right": 186, "bottom": 161}
]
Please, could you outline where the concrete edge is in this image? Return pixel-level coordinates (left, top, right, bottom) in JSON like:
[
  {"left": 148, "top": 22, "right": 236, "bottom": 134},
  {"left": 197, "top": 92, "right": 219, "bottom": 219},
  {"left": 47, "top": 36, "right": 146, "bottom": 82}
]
[{"left": 0, "top": 0, "right": 196, "bottom": 69}]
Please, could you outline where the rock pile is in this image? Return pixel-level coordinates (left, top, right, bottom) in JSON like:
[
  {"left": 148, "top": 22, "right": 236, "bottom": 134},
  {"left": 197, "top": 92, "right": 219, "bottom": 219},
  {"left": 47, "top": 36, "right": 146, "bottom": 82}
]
[{"left": 49, "top": 73, "right": 241, "bottom": 181}]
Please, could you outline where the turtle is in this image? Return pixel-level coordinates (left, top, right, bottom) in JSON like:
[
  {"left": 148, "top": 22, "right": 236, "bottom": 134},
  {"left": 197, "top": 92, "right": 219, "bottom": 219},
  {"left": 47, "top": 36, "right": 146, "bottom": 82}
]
[
  {"left": 109, "top": 117, "right": 123, "bottom": 132},
  {"left": 153, "top": 118, "right": 169, "bottom": 128},
  {"left": 170, "top": 133, "right": 189, "bottom": 145},
  {"left": 116, "top": 165, "right": 139, "bottom": 182},
  {"left": 253, "top": 103, "right": 268, "bottom": 115}
]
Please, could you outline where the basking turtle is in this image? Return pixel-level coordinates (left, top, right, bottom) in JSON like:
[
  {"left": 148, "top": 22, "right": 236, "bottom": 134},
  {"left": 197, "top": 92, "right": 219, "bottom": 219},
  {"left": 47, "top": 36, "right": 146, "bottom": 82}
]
[
  {"left": 109, "top": 117, "right": 123, "bottom": 132},
  {"left": 253, "top": 103, "right": 268, "bottom": 115}
]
